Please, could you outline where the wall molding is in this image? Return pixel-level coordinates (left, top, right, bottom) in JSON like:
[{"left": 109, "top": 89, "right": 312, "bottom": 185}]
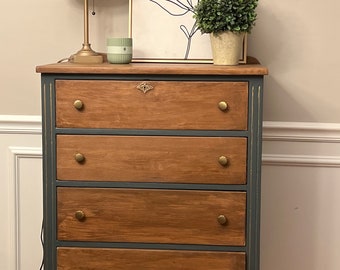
[
  {"left": 263, "top": 121, "right": 340, "bottom": 143},
  {"left": 1, "top": 115, "right": 340, "bottom": 168},
  {"left": 7, "top": 147, "right": 42, "bottom": 270},
  {"left": 1, "top": 116, "right": 340, "bottom": 142},
  {"left": 262, "top": 154, "right": 340, "bottom": 167},
  {"left": 0, "top": 115, "right": 41, "bottom": 135}
]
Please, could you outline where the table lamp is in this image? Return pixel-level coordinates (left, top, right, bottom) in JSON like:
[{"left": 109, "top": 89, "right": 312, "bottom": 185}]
[{"left": 70, "top": 0, "right": 103, "bottom": 63}]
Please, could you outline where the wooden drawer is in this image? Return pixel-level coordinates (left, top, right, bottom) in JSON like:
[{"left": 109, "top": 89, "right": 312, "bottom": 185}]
[
  {"left": 57, "top": 135, "right": 247, "bottom": 184},
  {"left": 55, "top": 80, "right": 248, "bottom": 130},
  {"left": 57, "top": 188, "right": 246, "bottom": 246},
  {"left": 57, "top": 248, "right": 245, "bottom": 270}
]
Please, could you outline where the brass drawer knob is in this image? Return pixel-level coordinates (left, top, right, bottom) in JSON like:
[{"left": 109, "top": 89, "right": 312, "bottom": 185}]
[
  {"left": 75, "top": 152, "right": 85, "bottom": 163},
  {"left": 218, "top": 101, "right": 228, "bottom": 111},
  {"left": 73, "top": 99, "right": 84, "bottom": 110},
  {"left": 218, "top": 156, "right": 228, "bottom": 166},
  {"left": 217, "top": 214, "right": 228, "bottom": 225},
  {"left": 75, "top": 210, "right": 86, "bottom": 221}
]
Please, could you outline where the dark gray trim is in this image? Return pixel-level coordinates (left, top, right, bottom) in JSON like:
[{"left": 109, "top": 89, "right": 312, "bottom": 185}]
[
  {"left": 55, "top": 181, "right": 248, "bottom": 191},
  {"left": 56, "top": 128, "right": 249, "bottom": 137},
  {"left": 57, "top": 241, "right": 247, "bottom": 252}
]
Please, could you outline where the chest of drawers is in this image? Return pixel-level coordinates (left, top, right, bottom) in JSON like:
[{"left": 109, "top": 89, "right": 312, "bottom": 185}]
[{"left": 37, "top": 61, "right": 267, "bottom": 270}]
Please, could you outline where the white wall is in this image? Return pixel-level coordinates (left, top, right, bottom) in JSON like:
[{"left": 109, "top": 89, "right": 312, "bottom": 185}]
[
  {"left": 0, "top": 0, "right": 129, "bottom": 115},
  {"left": 248, "top": 0, "right": 340, "bottom": 123},
  {"left": 1, "top": 0, "right": 339, "bottom": 121},
  {"left": 1, "top": 0, "right": 340, "bottom": 270}
]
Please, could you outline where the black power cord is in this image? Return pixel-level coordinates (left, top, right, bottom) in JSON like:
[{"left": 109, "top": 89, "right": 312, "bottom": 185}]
[{"left": 39, "top": 219, "right": 44, "bottom": 270}]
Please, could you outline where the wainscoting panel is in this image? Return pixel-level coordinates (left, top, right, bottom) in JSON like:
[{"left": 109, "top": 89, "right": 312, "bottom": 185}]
[
  {"left": 1, "top": 116, "right": 339, "bottom": 270},
  {"left": 261, "top": 121, "right": 340, "bottom": 270},
  {"left": 0, "top": 115, "right": 42, "bottom": 270},
  {"left": 261, "top": 165, "right": 340, "bottom": 270},
  {"left": 8, "top": 147, "right": 42, "bottom": 270}
]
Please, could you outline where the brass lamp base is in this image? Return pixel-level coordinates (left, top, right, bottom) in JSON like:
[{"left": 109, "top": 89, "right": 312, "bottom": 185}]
[{"left": 70, "top": 43, "right": 103, "bottom": 64}]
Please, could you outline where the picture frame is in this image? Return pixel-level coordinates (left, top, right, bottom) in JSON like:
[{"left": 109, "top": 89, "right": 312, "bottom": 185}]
[{"left": 128, "top": 0, "right": 247, "bottom": 64}]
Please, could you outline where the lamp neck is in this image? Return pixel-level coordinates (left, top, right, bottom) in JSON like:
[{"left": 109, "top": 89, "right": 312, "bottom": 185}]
[{"left": 83, "top": 0, "right": 89, "bottom": 45}]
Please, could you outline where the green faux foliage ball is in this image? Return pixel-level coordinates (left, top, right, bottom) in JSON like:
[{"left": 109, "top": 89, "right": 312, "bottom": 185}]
[{"left": 194, "top": 0, "right": 259, "bottom": 34}]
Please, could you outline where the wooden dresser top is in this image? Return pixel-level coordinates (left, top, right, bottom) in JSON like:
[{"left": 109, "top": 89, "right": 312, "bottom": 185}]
[{"left": 36, "top": 58, "right": 268, "bottom": 76}]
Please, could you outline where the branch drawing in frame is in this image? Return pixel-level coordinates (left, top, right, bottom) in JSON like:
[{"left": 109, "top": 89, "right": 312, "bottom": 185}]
[{"left": 129, "top": 0, "right": 247, "bottom": 63}]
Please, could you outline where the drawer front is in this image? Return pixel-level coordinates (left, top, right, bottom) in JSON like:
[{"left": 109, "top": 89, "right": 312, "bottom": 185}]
[
  {"left": 55, "top": 80, "right": 248, "bottom": 130},
  {"left": 57, "top": 188, "right": 246, "bottom": 246},
  {"left": 57, "top": 248, "right": 245, "bottom": 270},
  {"left": 57, "top": 135, "right": 247, "bottom": 184}
]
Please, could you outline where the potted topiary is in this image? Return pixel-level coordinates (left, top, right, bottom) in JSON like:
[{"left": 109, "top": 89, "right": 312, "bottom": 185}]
[{"left": 194, "top": 0, "right": 258, "bottom": 65}]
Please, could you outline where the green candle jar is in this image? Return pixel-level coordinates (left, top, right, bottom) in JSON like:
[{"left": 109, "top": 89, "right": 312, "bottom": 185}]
[{"left": 107, "top": 37, "right": 133, "bottom": 64}]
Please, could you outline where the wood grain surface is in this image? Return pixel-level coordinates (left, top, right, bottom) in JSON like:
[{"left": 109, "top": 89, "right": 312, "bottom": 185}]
[
  {"left": 55, "top": 80, "right": 248, "bottom": 130},
  {"left": 57, "top": 135, "right": 247, "bottom": 184},
  {"left": 57, "top": 188, "right": 246, "bottom": 246},
  {"left": 57, "top": 248, "right": 245, "bottom": 270},
  {"left": 37, "top": 61, "right": 268, "bottom": 75}
]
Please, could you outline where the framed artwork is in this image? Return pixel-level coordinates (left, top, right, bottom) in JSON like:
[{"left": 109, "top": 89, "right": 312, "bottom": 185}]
[{"left": 128, "top": 0, "right": 247, "bottom": 63}]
